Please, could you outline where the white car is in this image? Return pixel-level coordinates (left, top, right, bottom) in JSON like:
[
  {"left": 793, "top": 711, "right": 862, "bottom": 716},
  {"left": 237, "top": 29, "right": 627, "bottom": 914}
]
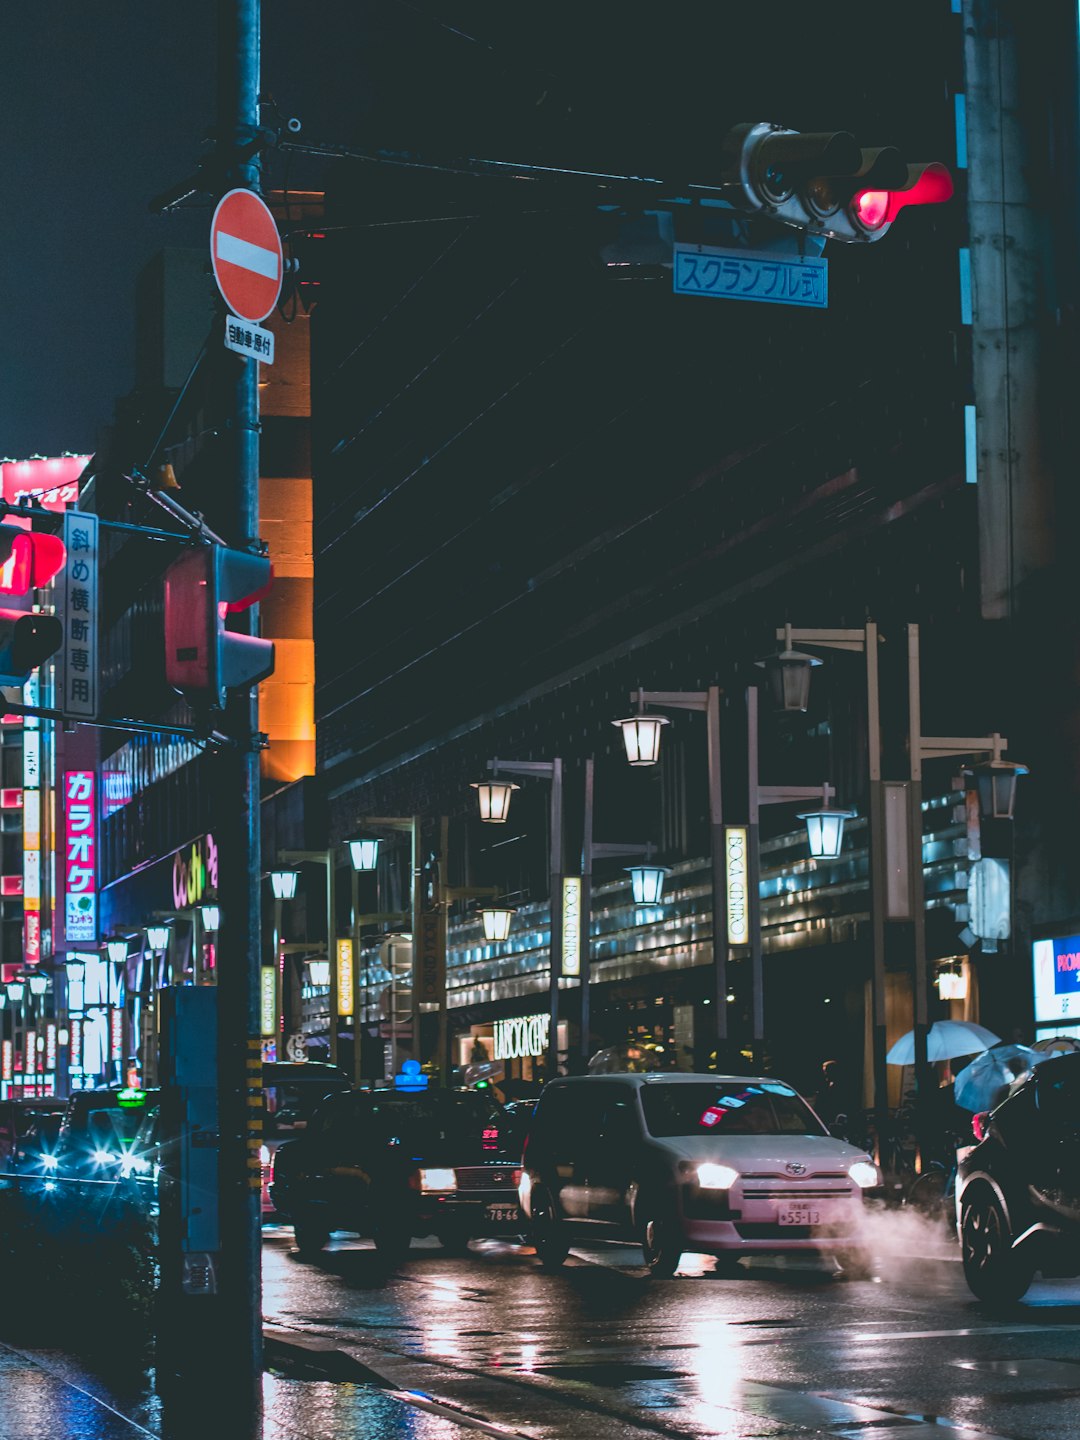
[{"left": 519, "top": 1072, "right": 880, "bottom": 1276}]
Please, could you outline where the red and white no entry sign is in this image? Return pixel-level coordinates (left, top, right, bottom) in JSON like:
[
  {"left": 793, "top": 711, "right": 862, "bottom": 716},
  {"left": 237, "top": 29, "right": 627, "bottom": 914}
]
[{"left": 210, "top": 188, "right": 283, "bottom": 323}]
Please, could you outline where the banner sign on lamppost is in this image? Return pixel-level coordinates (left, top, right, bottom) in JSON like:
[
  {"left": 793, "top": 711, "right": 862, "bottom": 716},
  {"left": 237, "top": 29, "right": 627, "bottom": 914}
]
[{"left": 725, "top": 826, "right": 750, "bottom": 946}]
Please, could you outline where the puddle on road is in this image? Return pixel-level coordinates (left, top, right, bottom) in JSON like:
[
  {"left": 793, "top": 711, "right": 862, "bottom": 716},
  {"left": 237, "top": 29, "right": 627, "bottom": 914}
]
[{"left": 530, "top": 1363, "right": 688, "bottom": 1386}]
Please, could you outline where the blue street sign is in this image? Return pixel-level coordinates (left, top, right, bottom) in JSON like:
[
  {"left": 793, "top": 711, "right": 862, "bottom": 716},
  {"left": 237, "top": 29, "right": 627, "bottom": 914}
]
[{"left": 673, "top": 244, "right": 828, "bottom": 308}]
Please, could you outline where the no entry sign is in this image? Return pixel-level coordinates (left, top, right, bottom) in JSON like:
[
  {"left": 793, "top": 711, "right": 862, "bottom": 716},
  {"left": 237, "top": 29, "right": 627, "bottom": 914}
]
[{"left": 210, "top": 188, "right": 283, "bottom": 323}]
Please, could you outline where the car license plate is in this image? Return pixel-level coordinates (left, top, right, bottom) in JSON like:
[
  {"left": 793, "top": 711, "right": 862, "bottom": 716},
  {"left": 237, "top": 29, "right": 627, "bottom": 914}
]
[
  {"left": 485, "top": 1203, "right": 519, "bottom": 1223},
  {"left": 778, "top": 1207, "right": 820, "bottom": 1226}
]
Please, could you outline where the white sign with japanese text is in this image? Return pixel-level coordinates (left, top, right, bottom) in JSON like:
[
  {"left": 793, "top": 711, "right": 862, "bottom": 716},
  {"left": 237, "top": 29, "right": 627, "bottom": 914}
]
[
  {"left": 60, "top": 512, "right": 99, "bottom": 719},
  {"left": 224, "top": 315, "right": 275, "bottom": 364}
]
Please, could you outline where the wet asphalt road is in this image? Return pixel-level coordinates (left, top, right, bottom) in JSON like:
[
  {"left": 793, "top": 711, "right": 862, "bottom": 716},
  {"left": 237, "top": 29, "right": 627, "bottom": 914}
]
[{"left": 261, "top": 1218, "right": 1080, "bottom": 1440}]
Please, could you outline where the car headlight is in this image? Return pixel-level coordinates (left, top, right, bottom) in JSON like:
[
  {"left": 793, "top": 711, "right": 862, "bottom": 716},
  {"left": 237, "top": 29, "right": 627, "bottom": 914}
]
[
  {"left": 92, "top": 1149, "right": 116, "bottom": 1166},
  {"left": 120, "top": 1154, "right": 152, "bottom": 1176},
  {"left": 259, "top": 1144, "right": 270, "bottom": 1166},
  {"left": 697, "top": 1162, "right": 739, "bottom": 1190},
  {"left": 40, "top": 1154, "right": 59, "bottom": 1171},
  {"left": 419, "top": 1167, "right": 457, "bottom": 1193},
  {"left": 848, "top": 1160, "right": 880, "bottom": 1189}
]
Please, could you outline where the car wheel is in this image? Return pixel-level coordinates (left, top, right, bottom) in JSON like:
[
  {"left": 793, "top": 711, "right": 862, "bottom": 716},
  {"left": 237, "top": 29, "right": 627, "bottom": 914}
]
[
  {"left": 837, "top": 1246, "right": 874, "bottom": 1280},
  {"left": 641, "top": 1205, "right": 683, "bottom": 1278},
  {"left": 530, "top": 1188, "right": 570, "bottom": 1272},
  {"left": 436, "top": 1225, "right": 472, "bottom": 1256},
  {"left": 960, "top": 1190, "right": 1032, "bottom": 1302},
  {"left": 293, "top": 1216, "right": 329, "bottom": 1258}
]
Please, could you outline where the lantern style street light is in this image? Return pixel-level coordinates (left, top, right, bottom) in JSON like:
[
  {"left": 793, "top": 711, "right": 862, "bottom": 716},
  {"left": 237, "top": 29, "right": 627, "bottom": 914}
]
[
  {"left": 972, "top": 748, "right": 1029, "bottom": 821},
  {"left": 198, "top": 904, "right": 221, "bottom": 933},
  {"left": 349, "top": 838, "right": 380, "bottom": 872},
  {"left": 106, "top": 940, "right": 129, "bottom": 967},
  {"left": 755, "top": 625, "right": 822, "bottom": 713},
  {"left": 612, "top": 691, "right": 669, "bottom": 766},
  {"left": 146, "top": 925, "right": 171, "bottom": 952},
  {"left": 269, "top": 870, "right": 299, "bottom": 901},
  {"left": 28, "top": 973, "right": 48, "bottom": 997},
  {"left": 627, "top": 862, "right": 667, "bottom": 906},
  {"left": 798, "top": 802, "right": 857, "bottom": 860},
  {"left": 65, "top": 956, "right": 87, "bottom": 984},
  {"left": 480, "top": 905, "right": 515, "bottom": 942},
  {"left": 471, "top": 778, "right": 520, "bottom": 824},
  {"left": 6, "top": 981, "right": 25, "bottom": 1003}
]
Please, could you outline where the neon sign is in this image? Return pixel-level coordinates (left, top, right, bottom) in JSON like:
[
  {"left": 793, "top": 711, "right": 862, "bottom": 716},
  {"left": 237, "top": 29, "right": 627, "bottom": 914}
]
[
  {"left": 64, "top": 771, "right": 97, "bottom": 942},
  {"left": 725, "top": 826, "right": 749, "bottom": 946},
  {"left": 172, "top": 833, "right": 218, "bottom": 909}
]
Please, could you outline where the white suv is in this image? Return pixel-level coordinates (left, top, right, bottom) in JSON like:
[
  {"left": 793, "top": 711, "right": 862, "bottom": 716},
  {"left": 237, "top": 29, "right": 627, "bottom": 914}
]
[{"left": 519, "top": 1072, "right": 880, "bottom": 1276}]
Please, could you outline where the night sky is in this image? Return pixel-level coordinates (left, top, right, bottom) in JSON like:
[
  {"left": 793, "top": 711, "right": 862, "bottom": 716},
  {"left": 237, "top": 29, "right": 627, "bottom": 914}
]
[{"left": 2, "top": 2, "right": 948, "bottom": 461}]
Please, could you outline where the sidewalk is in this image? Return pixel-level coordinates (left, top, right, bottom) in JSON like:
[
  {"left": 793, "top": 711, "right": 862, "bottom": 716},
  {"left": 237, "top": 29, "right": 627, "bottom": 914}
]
[
  {"left": 0, "top": 1341, "right": 157, "bottom": 1440},
  {"left": 0, "top": 1335, "right": 491, "bottom": 1440}
]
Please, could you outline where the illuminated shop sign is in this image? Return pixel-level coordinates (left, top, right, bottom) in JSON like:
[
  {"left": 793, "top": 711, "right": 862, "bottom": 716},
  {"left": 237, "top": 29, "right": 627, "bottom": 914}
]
[
  {"left": 59, "top": 511, "right": 99, "bottom": 720},
  {"left": 493, "top": 1013, "right": 550, "bottom": 1061},
  {"left": 562, "top": 877, "right": 581, "bottom": 977},
  {"left": 23, "top": 674, "right": 40, "bottom": 964},
  {"left": 1033, "top": 935, "right": 1080, "bottom": 1026},
  {"left": 0, "top": 455, "right": 89, "bottom": 512},
  {"left": 64, "top": 771, "right": 97, "bottom": 942},
  {"left": 336, "top": 939, "right": 354, "bottom": 1018},
  {"left": 725, "top": 826, "right": 749, "bottom": 946},
  {"left": 1, "top": 1041, "right": 10, "bottom": 1081},
  {"left": 172, "top": 833, "right": 219, "bottom": 909},
  {"left": 102, "top": 771, "right": 132, "bottom": 816},
  {"left": 45, "top": 1024, "right": 56, "bottom": 1072}
]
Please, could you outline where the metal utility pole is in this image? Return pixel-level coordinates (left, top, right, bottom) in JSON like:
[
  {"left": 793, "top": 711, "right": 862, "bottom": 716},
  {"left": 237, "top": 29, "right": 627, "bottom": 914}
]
[{"left": 206, "top": 0, "right": 263, "bottom": 1406}]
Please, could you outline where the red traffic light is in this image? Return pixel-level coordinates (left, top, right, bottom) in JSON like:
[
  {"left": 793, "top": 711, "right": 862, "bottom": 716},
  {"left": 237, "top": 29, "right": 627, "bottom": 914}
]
[
  {"left": 851, "top": 162, "right": 954, "bottom": 233},
  {"left": 0, "top": 527, "right": 66, "bottom": 595},
  {"left": 164, "top": 545, "right": 275, "bottom": 703}
]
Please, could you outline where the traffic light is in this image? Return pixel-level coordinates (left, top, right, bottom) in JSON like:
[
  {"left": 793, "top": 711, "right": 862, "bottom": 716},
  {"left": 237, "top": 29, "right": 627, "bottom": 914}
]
[
  {"left": 164, "top": 545, "right": 274, "bottom": 705},
  {"left": 723, "top": 123, "right": 953, "bottom": 243},
  {"left": 0, "top": 524, "right": 65, "bottom": 685}
]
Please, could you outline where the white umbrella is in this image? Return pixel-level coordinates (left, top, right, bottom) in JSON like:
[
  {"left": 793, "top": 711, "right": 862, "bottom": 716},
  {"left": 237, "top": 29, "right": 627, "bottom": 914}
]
[
  {"left": 886, "top": 1020, "right": 1001, "bottom": 1065},
  {"left": 953, "top": 1044, "right": 1048, "bottom": 1111}
]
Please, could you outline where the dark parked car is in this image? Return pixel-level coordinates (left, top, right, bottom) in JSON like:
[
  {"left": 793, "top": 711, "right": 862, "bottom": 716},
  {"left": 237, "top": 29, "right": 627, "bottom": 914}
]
[
  {"left": 958, "top": 1052, "right": 1080, "bottom": 1301},
  {"left": 0, "top": 1098, "right": 67, "bottom": 1172},
  {"left": 270, "top": 1086, "right": 522, "bottom": 1259},
  {"left": 260, "top": 1060, "right": 351, "bottom": 1216}
]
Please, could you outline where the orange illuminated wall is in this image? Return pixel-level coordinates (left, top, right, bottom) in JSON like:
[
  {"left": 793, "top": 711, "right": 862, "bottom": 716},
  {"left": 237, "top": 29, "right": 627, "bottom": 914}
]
[{"left": 258, "top": 295, "right": 315, "bottom": 782}]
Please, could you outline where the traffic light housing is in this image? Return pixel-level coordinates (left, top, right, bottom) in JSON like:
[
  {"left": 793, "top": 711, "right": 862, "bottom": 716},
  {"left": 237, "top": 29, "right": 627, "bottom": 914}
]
[
  {"left": 164, "top": 545, "right": 274, "bottom": 705},
  {"left": 0, "top": 524, "right": 65, "bottom": 685},
  {"left": 723, "top": 123, "right": 953, "bottom": 243}
]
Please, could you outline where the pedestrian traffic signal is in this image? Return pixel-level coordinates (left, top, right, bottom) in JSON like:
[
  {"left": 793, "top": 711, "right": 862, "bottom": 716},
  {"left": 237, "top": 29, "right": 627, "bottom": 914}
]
[
  {"left": 0, "top": 524, "right": 65, "bottom": 685},
  {"left": 164, "top": 545, "right": 274, "bottom": 705},
  {"left": 723, "top": 123, "right": 953, "bottom": 243}
]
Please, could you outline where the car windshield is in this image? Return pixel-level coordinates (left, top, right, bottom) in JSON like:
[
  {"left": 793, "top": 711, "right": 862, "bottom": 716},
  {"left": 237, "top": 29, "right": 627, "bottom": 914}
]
[
  {"left": 640, "top": 1082, "right": 826, "bottom": 1138},
  {"left": 85, "top": 1106, "right": 158, "bottom": 1149}
]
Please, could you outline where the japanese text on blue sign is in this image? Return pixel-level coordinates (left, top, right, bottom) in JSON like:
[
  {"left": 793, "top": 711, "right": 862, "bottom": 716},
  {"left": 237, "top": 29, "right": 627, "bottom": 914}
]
[{"left": 673, "top": 245, "right": 828, "bottom": 309}]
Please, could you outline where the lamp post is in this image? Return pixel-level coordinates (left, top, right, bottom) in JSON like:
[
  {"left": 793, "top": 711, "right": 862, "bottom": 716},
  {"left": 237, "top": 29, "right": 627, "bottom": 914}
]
[
  {"left": 473, "top": 759, "right": 564, "bottom": 1081},
  {"left": 774, "top": 621, "right": 1027, "bottom": 1163},
  {"left": 615, "top": 687, "right": 727, "bottom": 1047},
  {"left": 579, "top": 755, "right": 665, "bottom": 1067}
]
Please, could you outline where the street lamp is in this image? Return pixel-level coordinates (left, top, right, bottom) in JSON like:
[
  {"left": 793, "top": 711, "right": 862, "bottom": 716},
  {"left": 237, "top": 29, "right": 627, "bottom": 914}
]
[
  {"left": 146, "top": 925, "right": 170, "bottom": 952},
  {"left": 198, "top": 903, "right": 221, "bottom": 933},
  {"left": 106, "top": 940, "right": 128, "bottom": 968},
  {"left": 27, "top": 973, "right": 48, "bottom": 997},
  {"left": 627, "top": 862, "right": 667, "bottom": 906},
  {"left": 65, "top": 957, "right": 86, "bottom": 984},
  {"left": 473, "top": 758, "right": 563, "bottom": 1079},
  {"left": 755, "top": 627, "right": 822, "bottom": 713},
  {"left": 269, "top": 870, "right": 298, "bottom": 901},
  {"left": 349, "top": 838, "right": 380, "bottom": 872},
  {"left": 798, "top": 802, "right": 857, "bottom": 860},
  {"left": 479, "top": 905, "right": 515, "bottom": 942},
  {"left": 471, "top": 778, "right": 519, "bottom": 824},
  {"left": 972, "top": 748, "right": 1029, "bottom": 821},
  {"left": 612, "top": 691, "right": 669, "bottom": 766},
  {"left": 6, "top": 981, "right": 24, "bottom": 1003}
]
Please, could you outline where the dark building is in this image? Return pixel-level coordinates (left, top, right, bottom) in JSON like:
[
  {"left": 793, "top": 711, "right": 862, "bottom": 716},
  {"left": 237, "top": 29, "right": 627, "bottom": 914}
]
[{"left": 306, "top": 0, "right": 1080, "bottom": 1098}]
